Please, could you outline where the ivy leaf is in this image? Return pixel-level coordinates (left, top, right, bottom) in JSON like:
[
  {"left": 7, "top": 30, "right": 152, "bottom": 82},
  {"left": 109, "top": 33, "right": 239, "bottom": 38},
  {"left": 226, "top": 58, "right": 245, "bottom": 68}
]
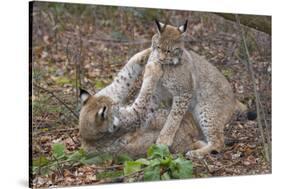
[
  {"left": 147, "top": 144, "right": 170, "bottom": 159},
  {"left": 169, "top": 157, "right": 193, "bottom": 179},
  {"left": 123, "top": 161, "right": 142, "bottom": 176},
  {"left": 135, "top": 158, "right": 150, "bottom": 165},
  {"left": 143, "top": 165, "right": 161, "bottom": 181},
  {"left": 52, "top": 143, "right": 65, "bottom": 159}
]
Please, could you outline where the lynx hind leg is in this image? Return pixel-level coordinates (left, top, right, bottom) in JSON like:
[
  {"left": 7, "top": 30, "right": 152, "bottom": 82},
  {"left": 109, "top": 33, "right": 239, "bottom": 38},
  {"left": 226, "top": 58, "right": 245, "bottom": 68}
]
[
  {"left": 188, "top": 140, "right": 207, "bottom": 150},
  {"left": 169, "top": 111, "right": 202, "bottom": 153},
  {"left": 186, "top": 106, "right": 225, "bottom": 159}
]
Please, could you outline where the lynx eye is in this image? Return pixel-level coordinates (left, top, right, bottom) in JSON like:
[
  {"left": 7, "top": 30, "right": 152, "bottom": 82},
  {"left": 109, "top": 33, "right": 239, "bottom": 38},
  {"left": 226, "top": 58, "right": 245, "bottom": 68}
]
[
  {"left": 173, "top": 48, "right": 182, "bottom": 55},
  {"left": 157, "top": 46, "right": 160, "bottom": 49}
]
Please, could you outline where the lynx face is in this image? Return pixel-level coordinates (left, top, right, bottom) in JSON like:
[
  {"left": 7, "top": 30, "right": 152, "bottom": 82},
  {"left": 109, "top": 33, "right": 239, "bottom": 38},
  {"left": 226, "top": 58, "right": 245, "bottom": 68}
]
[
  {"left": 151, "top": 20, "right": 188, "bottom": 65},
  {"left": 79, "top": 89, "right": 118, "bottom": 142}
]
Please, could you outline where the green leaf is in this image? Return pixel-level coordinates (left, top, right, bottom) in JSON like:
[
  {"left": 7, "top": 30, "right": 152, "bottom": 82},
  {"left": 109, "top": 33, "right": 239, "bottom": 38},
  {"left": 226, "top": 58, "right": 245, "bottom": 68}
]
[
  {"left": 33, "top": 156, "right": 49, "bottom": 167},
  {"left": 149, "top": 158, "right": 161, "bottom": 167},
  {"left": 169, "top": 157, "right": 193, "bottom": 179},
  {"left": 135, "top": 158, "right": 150, "bottom": 165},
  {"left": 67, "top": 149, "right": 85, "bottom": 162},
  {"left": 32, "top": 156, "right": 50, "bottom": 175},
  {"left": 222, "top": 68, "right": 234, "bottom": 79},
  {"left": 81, "top": 153, "right": 113, "bottom": 165},
  {"left": 160, "top": 156, "right": 172, "bottom": 166},
  {"left": 123, "top": 161, "right": 142, "bottom": 176},
  {"left": 147, "top": 144, "right": 170, "bottom": 159},
  {"left": 144, "top": 165, "right": 161, "bottom": 181},
  {"left": 161, "top": 171, "right": 171, "bottom": 180},
  {"left": 115, "top": 154, "right": 133, "bottom": 164},
  {"left": 95, "top": 80, "right": 106, "bottom": 89},
  {"left": 53, "top": 76, "right": 71, "bottom": 85},
  {"left": 80, "top": 157, "right": 100, "bottom": 165},
  {"left": 52, "top": 143, "right": 65, "bottom": 159}
]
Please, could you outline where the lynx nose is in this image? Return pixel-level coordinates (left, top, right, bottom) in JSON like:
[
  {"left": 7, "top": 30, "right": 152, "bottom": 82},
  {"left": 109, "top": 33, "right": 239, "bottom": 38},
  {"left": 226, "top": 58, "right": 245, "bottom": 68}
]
[
  {"left": 159, "top": 52, "right": 166, "bottom": 61},
  {"left": 113, "top": 116, "right": 120, "bottom": 126},
  {"left": 108, "top": 117, "right": 120, "bottom": 133}
]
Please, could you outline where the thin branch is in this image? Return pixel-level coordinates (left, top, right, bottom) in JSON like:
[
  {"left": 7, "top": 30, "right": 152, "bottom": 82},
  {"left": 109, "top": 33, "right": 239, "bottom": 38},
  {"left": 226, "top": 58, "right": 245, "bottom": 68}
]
[
  {"left": 258, "top": 95, "right": 271, "bottom": 157},
  {"left": 34, "top": 127, "right": 79, "bottom": 136},
  {"left": 87, "top": 38, "right": 150, "bottom": 45},
  {"left": 201, "top": 159, "right": 212, "bottom": 173},
  {"left": 235, "top": 15, "right": 270, "bottom": 162},
  {"left": 33, "top": 83, "right": 79, "bottom": 119},
  {"left": 94, "top": 165, "right": 123, "bottom": 170}
]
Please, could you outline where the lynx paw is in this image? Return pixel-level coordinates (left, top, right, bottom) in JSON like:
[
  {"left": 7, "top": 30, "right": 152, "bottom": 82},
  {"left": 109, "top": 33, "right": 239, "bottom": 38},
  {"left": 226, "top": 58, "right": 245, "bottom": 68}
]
[
  {"left": 156, "top": 135, "right": 173, "bottom": 147},
  {"left": 185, "top": 150, "right": 203, "bottom": 159}
]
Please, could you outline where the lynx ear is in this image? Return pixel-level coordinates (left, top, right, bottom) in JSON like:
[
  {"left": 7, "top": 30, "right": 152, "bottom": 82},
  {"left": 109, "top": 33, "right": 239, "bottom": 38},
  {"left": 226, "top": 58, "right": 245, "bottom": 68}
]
[
  {"left": 97, "top": 106, "right": 108, "bottom": 119},
  {"left": 155, "top": 19, "right": 166, "bottom": 34},
  {"left": 79, "top": 88, "right": 90, "bottom": 104},
  {"left": 178, "top": 20, "right": 188, "bottom": 34}
]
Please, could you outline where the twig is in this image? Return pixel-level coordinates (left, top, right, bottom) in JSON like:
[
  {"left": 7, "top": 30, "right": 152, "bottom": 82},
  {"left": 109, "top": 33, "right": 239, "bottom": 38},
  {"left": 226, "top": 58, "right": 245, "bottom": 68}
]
[
  {"left": 66, "top": 132, "right": 80, "bottom": 146},
  {"left": 74, "top": 33, "right": 83, "bottom": 108},
  {"left": 33, "top": 83, "right": 79, "bottom": 119},
  {"left": 258, "top": 96, "right": 271, "bottom": 158},
  {"left": 94, "top": 165, "right": 123, "bottom": 170},
  {"left": 211, "top": 160, "right": 241, "bottom": 173},
  {"left": 115, "top": 168, "right": 144, "bottom": 182},
  {"left": 201, "top": 159, "right": 212, "bottom": 173},
  {"left": 235, "top": 15, "right": 270, "bottom": 162},
  {"left": 87, "top": 38, "right": 150, "bottom": 45},
  {"left": 52, "top": 155, "right": 64, "bottom": 178},
  {"left": 34, "top": 127, "right": 79, "bottom": 136}
]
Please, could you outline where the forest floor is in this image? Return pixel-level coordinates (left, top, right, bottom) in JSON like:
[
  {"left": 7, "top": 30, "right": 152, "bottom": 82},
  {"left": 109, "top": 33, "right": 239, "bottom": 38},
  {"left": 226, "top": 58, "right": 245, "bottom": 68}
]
[{"left": 31, "top": 2, "right": 271, "bottom": 188}]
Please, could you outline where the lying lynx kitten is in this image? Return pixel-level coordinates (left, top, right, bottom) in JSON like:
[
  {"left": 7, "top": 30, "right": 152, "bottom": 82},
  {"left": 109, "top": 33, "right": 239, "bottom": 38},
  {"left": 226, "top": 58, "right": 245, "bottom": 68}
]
[
  {"left": 113, "top": 20, "right": 246, "bottom": 158},
  {"left": 79, "top": 90, "right": 201, "bottom": 157}
]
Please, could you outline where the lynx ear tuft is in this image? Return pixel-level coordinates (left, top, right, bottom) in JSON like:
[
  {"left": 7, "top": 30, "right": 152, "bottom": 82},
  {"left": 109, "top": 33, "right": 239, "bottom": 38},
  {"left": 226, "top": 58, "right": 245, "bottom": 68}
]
[
  {"left": 98, "top": 106, "right": 107, "bottom": 119},
  {"left": 155, "top": 19, "right": 166, "bottom": 34},
  {"left": 178, "top": 20, "right": 188, "bottom": 34},
  {"left": 79, "top": 88, "right": 90, "bottom": 104}
]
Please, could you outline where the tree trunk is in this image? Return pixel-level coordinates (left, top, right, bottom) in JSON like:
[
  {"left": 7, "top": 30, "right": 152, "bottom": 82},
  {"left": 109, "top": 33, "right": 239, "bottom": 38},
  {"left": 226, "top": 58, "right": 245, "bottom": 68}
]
[{"left": 216, "top": 13, "right": 271, "bottom": 35}]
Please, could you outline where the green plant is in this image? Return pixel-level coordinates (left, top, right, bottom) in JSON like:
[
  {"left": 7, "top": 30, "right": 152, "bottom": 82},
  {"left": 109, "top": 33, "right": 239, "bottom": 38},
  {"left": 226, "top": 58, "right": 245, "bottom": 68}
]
[
  {"left": 32, "top": 143, "right": 112, "bottom": 176},
  {"left": 32, "top": 143, "right": 193, "bottom": 182},
  {"left": 123, "top": 144, "right": 193, "bottom": 181}
]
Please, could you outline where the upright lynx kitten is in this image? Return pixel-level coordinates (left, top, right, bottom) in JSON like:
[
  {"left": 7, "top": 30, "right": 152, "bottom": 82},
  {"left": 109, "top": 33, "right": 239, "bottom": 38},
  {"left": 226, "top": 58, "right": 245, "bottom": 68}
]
[{"left": 114, "top": 20, "right": 246, "bottom": 158}]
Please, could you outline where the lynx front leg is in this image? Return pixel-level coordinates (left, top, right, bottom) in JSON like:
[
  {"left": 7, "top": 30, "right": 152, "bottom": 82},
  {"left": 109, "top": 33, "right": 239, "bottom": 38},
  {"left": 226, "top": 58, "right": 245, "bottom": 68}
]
[
  {"left": 98, "top": 48, "right": 151, "bottom": 103},
  {"left": 156, "top": 94, "right": 191, "bottom": 146},
  {"left": 114, "top": 60, "right": 163, "bottom": 127}
]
